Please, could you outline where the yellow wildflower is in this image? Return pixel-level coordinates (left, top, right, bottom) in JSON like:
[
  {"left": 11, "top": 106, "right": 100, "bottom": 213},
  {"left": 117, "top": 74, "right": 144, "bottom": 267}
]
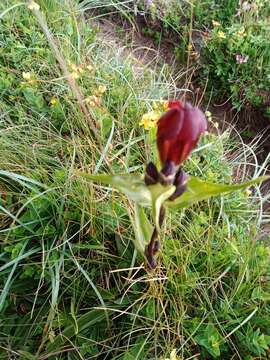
[
  {"left": 187, "top": 43, "right": 193, "bottom": 51},
  {"left": 152, "top": 100, "right": 169, "bottom": 111},
  {"left": 236, "top": 28, "right": 247, "bottom": 37},
  {"left": 86, "top": 64, "right": 94, "bottom": 72},
  {"left": 50, "top": 97, "right": 57, "bottom": 106},
  {"left": 163, "top": 349, "right": 180, "bottom": 360},
  {"left": 85, "top": 95, "right": 101, "bottom": 107},
  {"left": 153, "top": 102, "right": 159, "bottom": 110},
  {"left": 71, "top": 71, "right": 79, "bottom": 80},
  {"left": 22, "top": 72, "right": 32, "bottom": 81},
  {"left": 27, "top": 1, "right": 40, "bottom": 11},
  {"left": 69, "top": 64, "right": 84, "bottom": 78},
  {"left": 77, "top": 66, "right": 84, "bottom": 74},
  {"left": 139, "top": 110, "right": 160, "bottom": 130},
  {"left": 246, "top": 188, "right": 252, "bottom": 197},
  {"left": 162, "top": 101, "right": 169, "bottom": 110},
  {"left": 212, "top": 20, "right": 221, "bottom": 27},
  {"left": 217, "top": 31, "right": 226, "bottom": 39},
  {"left": 170, "top": 349, "right": 178, "bottom": 360},
  {"left": 98, "top": 85, "right": 107, "bottom": 94},
  {"left": 70, "top": 63, "right": 78, "bottom": 72},
  {"left": 205, "top": 110, "right": 212, "bottom": 118}
]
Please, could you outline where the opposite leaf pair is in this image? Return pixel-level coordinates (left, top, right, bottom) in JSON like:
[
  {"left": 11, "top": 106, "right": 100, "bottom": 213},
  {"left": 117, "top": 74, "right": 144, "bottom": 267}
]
[{"left": 77, "top": 100, "right": 267, "bottom": 269}]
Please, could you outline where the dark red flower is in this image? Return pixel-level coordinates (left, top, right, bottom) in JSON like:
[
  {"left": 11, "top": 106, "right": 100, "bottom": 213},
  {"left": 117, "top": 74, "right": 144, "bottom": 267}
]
[{"left": 157, "top": 100, "right": 207, "bottom": 166}]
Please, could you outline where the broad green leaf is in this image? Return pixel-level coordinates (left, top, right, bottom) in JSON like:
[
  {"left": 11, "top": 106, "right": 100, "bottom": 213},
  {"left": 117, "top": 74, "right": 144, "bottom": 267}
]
[
  {"left": 78, "top": 171, "right": 175, "bottom": 233},
  {"left": 132, "top": 203, "right": 153, "bottom": 255},
  {"left": 76, "top": 172, "right": 151, "bottom": 206},
  {"left": 166, "top": 176, "right": 268, "bottom": 209},
  {"left": 195, "top": 324, "right": 222, "bottom": 358}
]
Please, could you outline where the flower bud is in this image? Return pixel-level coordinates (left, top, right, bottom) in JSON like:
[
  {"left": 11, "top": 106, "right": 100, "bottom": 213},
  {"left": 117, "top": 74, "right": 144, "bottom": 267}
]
[{"left": 157, "top": 101, "right": 207, "bottom": 166}]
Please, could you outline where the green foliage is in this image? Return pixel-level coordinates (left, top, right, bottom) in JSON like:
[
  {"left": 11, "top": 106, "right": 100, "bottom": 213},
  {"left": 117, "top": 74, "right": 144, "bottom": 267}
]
[
  {"left": 195, "top": 324, "right": 223, "bottom": 358},
  {"left": 202, "top": 14, "right": 270, "bottom": 110},
  {"left": 0, "top": 1, "right": 270, "bottom": 359},
  {"left": 133, "top": 0, "right": 270, "bottom": 113}
]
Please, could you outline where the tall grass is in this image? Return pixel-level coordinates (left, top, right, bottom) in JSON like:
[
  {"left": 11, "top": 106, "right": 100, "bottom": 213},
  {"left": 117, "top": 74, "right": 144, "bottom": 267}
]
[{"left": 0, "top": 1, "right": 270, "bottom": 359}]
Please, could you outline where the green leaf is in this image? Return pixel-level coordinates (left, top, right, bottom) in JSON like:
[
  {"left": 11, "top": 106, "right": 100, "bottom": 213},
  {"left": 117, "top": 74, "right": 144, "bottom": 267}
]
[
  {"left": 78, "top": 171, "right": 175, "bottom": 234},
  {"left": 76, "top": 172, "right": 151, "bottom": 206},
  {"left": 166, "top": 176, "right": 268, "bottom": 209},
  {"left": 77, "top": 172, "right": 268, "bottom": 221},
  {"left": 23, "top": 88, "right": 46, "bottom": 111},
  {"left": 132, "top": 203, "right": 153, "bottom": 254},
  {"left": 195, "top": 323, "right": 222, "bottom": 358}
]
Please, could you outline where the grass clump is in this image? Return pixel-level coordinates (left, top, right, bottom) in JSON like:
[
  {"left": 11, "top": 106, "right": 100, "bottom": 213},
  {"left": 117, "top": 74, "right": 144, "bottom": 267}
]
[{"left": 0, "top": 1, "right": 270, "bottom": 359}]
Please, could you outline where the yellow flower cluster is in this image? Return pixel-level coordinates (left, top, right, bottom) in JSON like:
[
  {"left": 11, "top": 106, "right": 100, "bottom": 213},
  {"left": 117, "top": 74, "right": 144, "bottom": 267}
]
[
  {"left": 85, "top": 95, "right": 101, "bottom": 107},
  {"left": 139, "top": 101, "right": 169, "bottom": 130},
  {"left": 211, "top": 21, "right": 226, "bottom": 40},
  {"left": 68, "top": 62, "right": 94, "bottom": 80},
  {"left": 139, "top": 110, "right": 160, "bottom": 130},
  {"left": 69, "top": 63, "right": 84, "bottom": 80},
  {"left": 236, "top": 28, "right": 247, "bottom": 37},
  {"left": 85, "top": 85, "right": 107, "bottom": 107},
  {"left": 217, "top": 31, "right": 226, "bottom": 39},
  {"left": 96, "top": 85, "right": 107, "bottom": 95}
]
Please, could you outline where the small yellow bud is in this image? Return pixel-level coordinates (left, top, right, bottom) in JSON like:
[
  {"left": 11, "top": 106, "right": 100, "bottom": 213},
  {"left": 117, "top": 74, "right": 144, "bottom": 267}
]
[
  {"left": 246, "top": 189, "right": 252, "bottom": 196},
  {"left": 71, "top": 72, "right": 79, "bottom": 80},
  {"left": 205, "top": 110, "right": 212, "bottom": 118},
  {"left": 77, "top": 66, "right": 84, "bottom": 74},
  {"left": 236, "top": 28, "right": 247, "bottom": 37},
  {"left": 70, "top": 63, "right": 78, "bottom": 72},
  {"left": 50, "top": 97, "right": 57, "bottom": 106},
  {"left": 217, "top": 31, "right": 226, "bottom": 39},
  {"left": 85, "top": 95, "right": 101, "bottom": 107},
  {"left": 86, "top": 65, "right": 94, "bottom": 72},
  {"left": 98, "top": 85, "right": 107, "bottom": 94},
  {"left": 187, "top": 43, "right": 193, "bottom": 51},
  {"left": 162, "top": 101, "right": 169, "bottom": 110}
]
